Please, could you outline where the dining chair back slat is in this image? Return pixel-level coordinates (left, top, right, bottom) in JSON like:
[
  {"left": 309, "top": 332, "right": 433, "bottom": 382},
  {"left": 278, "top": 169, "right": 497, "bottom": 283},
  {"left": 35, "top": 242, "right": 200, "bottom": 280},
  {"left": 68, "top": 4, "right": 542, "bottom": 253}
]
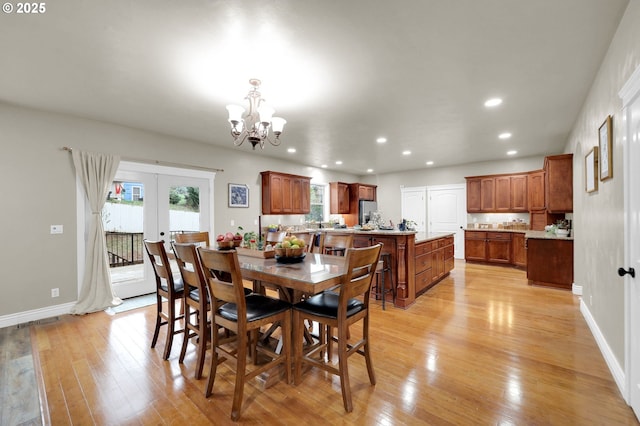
[{"left": 175, "top": 231, "right": 210, "bottom": 247}]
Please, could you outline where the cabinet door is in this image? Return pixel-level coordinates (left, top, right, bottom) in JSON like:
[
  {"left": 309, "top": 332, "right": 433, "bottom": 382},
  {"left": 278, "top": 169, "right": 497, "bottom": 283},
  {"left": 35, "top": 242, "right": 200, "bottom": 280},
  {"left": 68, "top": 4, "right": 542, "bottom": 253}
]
[
  {"left": 545, "top": 154, "right": 573, "bottom": 213},
  {"left": 480, "top": 178, "right": 495, "bottom": 211},
  {"left": 527, "top": 171, "right": 545, "bottom": 211},
  {"left": 358, "top": 185, "right": 376, "bottom": 201},
  {"left": 466, "top": 178, "right": 482, "bottom": 212},
  {"left": 330, "top": 182, "right": 350, "bottom": 214},
  {"left": 487, "top": 233, "right": 512, "bottom": 264},
  {"left": 465, "top": 232, "right": 487, "bottom": 261},
  {"left": 281, "top": 175, "right": 293, "bottom": 213},
  {"left": 353, "top": 235, "right": 371, "bottom": 248},
  {"left": 495, "top": 176, "right": 511, "bottom": 211},
  {"left": 261, "top": 171, "right": 311, "bottom": 214},
  {"left": 268, "top": 173, "right": 284, "bottom": 213},
  {"left": 511, "top": 233, "right": 527, "bottom": 267},
  {"left": 510, "top": 175, "right": 528, "bottom": 211}
]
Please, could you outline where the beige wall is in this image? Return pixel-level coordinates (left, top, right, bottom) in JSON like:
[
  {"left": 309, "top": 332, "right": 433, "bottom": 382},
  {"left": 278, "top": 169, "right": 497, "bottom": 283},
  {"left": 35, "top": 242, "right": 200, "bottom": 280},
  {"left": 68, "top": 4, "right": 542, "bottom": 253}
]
[
  {"left": 565, "top": 0, "right": 640, "bottom": 366},
  {"left": 0, "top": 102, "right": 357, "bottom": 318}
]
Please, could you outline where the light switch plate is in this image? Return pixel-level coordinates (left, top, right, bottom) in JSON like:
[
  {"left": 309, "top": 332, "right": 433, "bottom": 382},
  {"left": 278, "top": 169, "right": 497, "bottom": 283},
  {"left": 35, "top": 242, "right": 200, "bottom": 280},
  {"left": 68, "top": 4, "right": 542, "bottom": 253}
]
[{"left": 50, "top": 225, "right": 63, "bottom": 234}]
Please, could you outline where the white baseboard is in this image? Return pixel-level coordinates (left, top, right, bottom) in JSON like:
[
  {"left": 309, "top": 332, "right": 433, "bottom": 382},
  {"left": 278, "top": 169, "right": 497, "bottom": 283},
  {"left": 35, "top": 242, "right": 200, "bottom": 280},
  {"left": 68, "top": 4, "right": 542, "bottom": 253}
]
[
  {"left": 572, "top": 283, "right": 583, "bottom": 295},
  {"left": 580, "top": 298, "right": 626, "bottom": 397},
  {"left": 0, "top": 302, "right": 75, "bottom": 329}
]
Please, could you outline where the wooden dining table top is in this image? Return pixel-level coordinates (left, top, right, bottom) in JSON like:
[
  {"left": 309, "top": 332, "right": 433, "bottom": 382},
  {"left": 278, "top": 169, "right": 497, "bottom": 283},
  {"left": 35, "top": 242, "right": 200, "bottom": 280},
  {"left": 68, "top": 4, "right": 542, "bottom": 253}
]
[{"left": 236, "top": 253, "right": 348, "bottom": 295}]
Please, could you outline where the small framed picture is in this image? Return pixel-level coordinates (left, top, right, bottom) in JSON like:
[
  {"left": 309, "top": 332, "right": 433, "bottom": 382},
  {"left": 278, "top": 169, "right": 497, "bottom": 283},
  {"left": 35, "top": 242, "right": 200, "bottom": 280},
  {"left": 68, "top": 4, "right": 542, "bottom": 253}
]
[
  {"left": 585, "top": 146, "right": 598, "bottom": 193},
  {"left": 228, "top": 183, "right": 249, "bottom": 208},
  {"left": 598, "top": 115, "right": 613, "bottom": 181}
]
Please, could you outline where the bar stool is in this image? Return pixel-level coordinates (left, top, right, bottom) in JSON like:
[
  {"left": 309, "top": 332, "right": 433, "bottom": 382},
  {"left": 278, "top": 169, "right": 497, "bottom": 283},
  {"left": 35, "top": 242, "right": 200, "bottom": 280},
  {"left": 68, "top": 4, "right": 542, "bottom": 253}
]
[{"left": 374, "top": 253, "right": 394, "bottom": 310}]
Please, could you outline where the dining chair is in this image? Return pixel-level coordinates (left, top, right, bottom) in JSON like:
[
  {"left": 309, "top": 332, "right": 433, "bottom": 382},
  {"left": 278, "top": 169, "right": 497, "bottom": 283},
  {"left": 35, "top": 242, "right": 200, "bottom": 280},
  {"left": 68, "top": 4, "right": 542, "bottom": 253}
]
[
  {"left": 265, "top": 230, "right": 287, "bottom": 245},
  {"left": 292, "top": 232, "right": 315, "bottom": 253},
  {"left": 175, "top": 231, "right": 210, "bottom": 247},
  {"left": 198, "top": 247, "right": 292, "bottom": 421},
  {"left": 292, "top": 243, "right": 382, "bottom": 413},
  {"left": 172, "top": 242, "right": 210, "bottom": 379},
  {"left": 321, "top": 233, "right": 354, "bottom": 256},
  {"left": 143, "top": 240, "right": 185, "bottom": 360}
]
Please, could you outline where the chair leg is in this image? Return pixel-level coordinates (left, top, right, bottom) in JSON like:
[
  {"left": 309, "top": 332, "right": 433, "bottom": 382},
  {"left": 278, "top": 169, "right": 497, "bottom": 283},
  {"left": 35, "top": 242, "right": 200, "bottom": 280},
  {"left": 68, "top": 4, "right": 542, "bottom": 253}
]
[
  {"left": 151, "top": 296, "right": 162, "bottom": 349},
  {"left": 230, "top": 332, "right": 247, "bottom": 421},
  {"left": 363, "top": 317, "right": 376, "bottom": 385},
  {"left": 281, "top": 312, "right": 292, "bottom": 385},
  {"left": 337, "top": 326, "right": 353, "bottom": 413},
  {"left": 163, "top": 299, "right": 175, "bottom": 360},
  {"left": 179, "top": 303, "right": 190, "bottom": 364},
  {"left": 195, "top": 308, "right": 208, "bottom": 379},
  {"left": 205, "top": 326, "right": 220, "bottom": 397}
]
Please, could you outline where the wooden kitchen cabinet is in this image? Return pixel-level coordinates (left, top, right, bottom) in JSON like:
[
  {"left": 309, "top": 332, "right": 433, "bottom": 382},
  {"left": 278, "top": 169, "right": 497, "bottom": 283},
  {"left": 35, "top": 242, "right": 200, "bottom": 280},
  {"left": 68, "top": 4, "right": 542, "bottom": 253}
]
[
  {"left": 467, "top": 173, "right": 527, "bottom": 213},
  {"left": 495, "top": 176, "right": 511, "bottom": 211},
  {"left": 465, "top": 230, "right": 512, "bottom": 264},
  {"left": 466, "top": 178, "right": 482, "bottom": 212},
  {"left": 510, "top": 174, "right": 528, "bottom": 211},
  {"left": 527, "top": 237, "right": 573, "bottom": 289},
  {"left": 353, "top": 183, "right": 377, "bottom": 201},
  {"left": 415, "top": 236, "right": 453, "bottom": 294},
  {"left": 511, "top": 232, "right": 527, "bottom": 268},
  {"left": 530, "top": 210, "right": 565, "bottom": 231},
  {"left": 527, "top": 170, "right": 545, "bottom": 211},
  {"left": 480, "top": 178, "right": 495, "bottom": 211},
  {"left": 260, "top": 171, "right": 311, "bottom": 215},
  {"left": 329, "top": 182, "right": 350, "bottom": 214},
  {"left": 544, "top": 154, "right": 573, "bottom": 213}
]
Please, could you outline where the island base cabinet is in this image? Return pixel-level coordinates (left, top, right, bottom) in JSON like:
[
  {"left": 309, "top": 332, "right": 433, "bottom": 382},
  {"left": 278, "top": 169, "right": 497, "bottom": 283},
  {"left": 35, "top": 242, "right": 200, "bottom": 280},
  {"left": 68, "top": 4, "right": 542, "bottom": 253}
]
[{"left": 526, "top": 238, "right": 573, "bottom": 289}]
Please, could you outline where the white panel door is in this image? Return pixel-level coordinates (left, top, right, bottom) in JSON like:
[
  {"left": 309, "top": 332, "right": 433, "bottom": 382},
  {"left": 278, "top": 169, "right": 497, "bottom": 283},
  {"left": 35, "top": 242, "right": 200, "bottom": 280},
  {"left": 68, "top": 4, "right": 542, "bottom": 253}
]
[
  {"left": 401, "top": 187, "right": 426, "bottom": 232},
  {"left": 428, "top": 184, "right": 466, "bottom": 259},
  {"left": 622, "top": 77, "right": 640, "bottom": 420}
]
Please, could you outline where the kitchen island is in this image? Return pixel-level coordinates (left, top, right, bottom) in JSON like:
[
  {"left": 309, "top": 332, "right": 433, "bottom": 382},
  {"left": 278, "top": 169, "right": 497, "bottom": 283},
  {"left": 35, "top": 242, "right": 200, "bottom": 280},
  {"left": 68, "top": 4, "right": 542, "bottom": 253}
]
[
  {"left": 525, "top": 230, "right": 574, "bottom": 289},
  {"left": 292, "top": 229, "right": 454, "bottom": 308}
]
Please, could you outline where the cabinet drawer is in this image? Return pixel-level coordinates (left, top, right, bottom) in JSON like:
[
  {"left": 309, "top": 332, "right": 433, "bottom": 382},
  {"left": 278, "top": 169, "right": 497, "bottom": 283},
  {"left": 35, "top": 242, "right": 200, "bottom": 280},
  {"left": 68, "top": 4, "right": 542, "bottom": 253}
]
[
  {"left": 444, "top": 245, "right": 454, "bottom": 259},
  {"left": 437, "top": 238, "right": 447, "bottom": 248},
  {"left": 415, "top": 252, "right": 432, "bottom": 273},
  {"left": 445, "top": 257, "right": 454, "bottom": 273},
  {"left": 487, "top": 232, "right": 511, "bottom": 240},
  {"left": 415, "top": 242, "right": 433, "bottom": 256},
  {"left": 445, "top": 236, "right": 454, "bottom": 246},
  {"left": 416, "top": 268, "right": 433, "bottom": 293},
  {"left": 465, "top": 231, "right": 487, "bottom": 240}
]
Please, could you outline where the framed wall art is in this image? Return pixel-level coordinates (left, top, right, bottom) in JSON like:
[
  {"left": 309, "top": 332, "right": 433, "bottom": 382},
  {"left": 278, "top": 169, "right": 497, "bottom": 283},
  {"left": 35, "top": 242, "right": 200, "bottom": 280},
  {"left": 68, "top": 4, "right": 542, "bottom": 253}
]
[
  {"left": 585, "top": 146, "right": 598, "bottom": 193},
  {"left": 228, "top": 183, "right": 249, "bottom": 208},
  {"left": 598, "top": 115, "right": 613, "bottom": 181}
]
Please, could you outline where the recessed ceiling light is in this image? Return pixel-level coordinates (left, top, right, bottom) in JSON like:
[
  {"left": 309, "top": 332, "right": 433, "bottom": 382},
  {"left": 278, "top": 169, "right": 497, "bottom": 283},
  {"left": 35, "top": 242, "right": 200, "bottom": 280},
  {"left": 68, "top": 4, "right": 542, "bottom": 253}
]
[
  {"left": 426, "top": 161, "right": 434, "bottom": 166},
  {"left": 484, "top": 98, "right": 503, "bottom": 107},
  {"left": 376, "top": 137, "right": 387, "bottom": 143},
  {"left": 402, "top": 150, "right": 411, "bottom": 156},
  {"left": 287, "top": 148, "right": 296, "bottom": 153},
  {"left": 367, "top": 169, "right": 374, "bottom": 173},
  {"left": 507, "top": 150, "right": 517, "bottom": 155},
  {"left": 321, "top": 164, "right": 328, "bottom": 168},
  {"left": 335, "top": 160, "right": 343, "bottom": 165},
  {"left": 499, "top": 132, "right": 512, "bottom": 139}
]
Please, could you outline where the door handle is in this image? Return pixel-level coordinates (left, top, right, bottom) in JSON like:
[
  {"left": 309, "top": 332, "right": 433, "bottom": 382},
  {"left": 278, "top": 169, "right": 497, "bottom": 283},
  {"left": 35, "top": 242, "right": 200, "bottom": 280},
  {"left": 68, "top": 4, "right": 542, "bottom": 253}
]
[
  {"left": 160, "top": 232, "right": 165, "bottom": 236},
  {"left": 617, "top": 267, "right": 635, "bottom": 278}
]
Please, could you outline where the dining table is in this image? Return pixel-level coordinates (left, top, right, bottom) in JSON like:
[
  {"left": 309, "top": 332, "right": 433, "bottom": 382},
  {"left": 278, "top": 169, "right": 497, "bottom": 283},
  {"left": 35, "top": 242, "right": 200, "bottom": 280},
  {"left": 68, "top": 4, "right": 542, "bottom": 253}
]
[
  {"left": 237, "top": 252, "right": 348, "bottom": 300},
  {"left": 235, "top": 252, "right": 349, "bottom": 388}
]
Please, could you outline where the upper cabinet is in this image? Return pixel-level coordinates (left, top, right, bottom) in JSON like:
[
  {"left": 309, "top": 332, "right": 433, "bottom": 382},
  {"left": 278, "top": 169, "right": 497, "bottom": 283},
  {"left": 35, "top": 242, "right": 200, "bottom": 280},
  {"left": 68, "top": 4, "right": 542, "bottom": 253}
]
[
  {"left": 466, "top": 173, "right": 528, "bottom": 213},
  {"left": 329, "top": 182, "right": 350, "bottom": 214},
  {"left": 353, "top": 183, "right": 377, "bottom": 201},
  {"left": 261, "top": 171, "right": 311, "bottom": 215},
  {"left": 527, "top": 170, "right": 545, "bottom": 211},
  {"left": 544, "top": 154, "right": 573, "bottom": 213}
]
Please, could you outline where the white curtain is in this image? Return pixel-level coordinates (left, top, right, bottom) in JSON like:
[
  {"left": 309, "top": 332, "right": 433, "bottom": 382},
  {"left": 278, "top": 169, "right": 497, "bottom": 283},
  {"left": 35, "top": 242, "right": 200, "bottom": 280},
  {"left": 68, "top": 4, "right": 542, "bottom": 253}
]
[{"left": 70, "top": 150, "right": 122, "bottom": 314}]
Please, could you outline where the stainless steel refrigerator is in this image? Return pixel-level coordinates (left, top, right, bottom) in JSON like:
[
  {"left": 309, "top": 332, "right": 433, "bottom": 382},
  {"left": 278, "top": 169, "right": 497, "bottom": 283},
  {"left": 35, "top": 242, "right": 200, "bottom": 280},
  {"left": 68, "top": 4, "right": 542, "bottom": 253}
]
[{"left": 359, "top": 200, "right": 378, "bottom": 225}]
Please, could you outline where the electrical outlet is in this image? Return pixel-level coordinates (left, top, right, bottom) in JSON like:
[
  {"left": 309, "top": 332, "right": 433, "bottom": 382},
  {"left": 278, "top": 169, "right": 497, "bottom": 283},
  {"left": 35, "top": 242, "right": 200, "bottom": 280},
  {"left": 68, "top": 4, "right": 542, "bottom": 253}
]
[
  {"left": 254, "top": 219, "right": 258, "bottom": 225},
  {"left": 590, "top": 295, "right": 593, "bottom": 306},
  {"left": 230, "top": 220, "right": 235, "bottom": 227},
  {"left": 51, "top": 288, "right": 59, "bottom": 298},
  {"left": 50, "top": 225, "right": 63, "bottom": 234}
]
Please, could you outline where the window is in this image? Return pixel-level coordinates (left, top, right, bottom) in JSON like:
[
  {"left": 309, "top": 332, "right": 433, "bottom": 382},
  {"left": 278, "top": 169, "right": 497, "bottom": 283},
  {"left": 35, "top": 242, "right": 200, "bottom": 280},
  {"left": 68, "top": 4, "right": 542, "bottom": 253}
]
[{"left": 306, "top": 184, "right": 326, "bottom": 223}]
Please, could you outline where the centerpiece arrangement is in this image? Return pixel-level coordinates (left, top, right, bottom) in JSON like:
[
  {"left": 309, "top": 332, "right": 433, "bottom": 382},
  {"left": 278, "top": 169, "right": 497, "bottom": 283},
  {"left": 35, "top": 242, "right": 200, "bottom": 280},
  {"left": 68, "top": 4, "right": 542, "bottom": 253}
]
[{"left": 274, "top": 235, "right": 306, "bottom": 263}]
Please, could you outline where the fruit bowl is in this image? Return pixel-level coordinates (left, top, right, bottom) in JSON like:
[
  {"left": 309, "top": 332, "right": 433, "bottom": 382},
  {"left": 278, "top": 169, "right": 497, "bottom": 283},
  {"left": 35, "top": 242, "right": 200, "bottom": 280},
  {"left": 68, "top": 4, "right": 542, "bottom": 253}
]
[
  {"left": 217, "top": 240, "right": 235, "bottom": 250},
  {"left": 275, "top": 253, "right": 306, "bottom": 264}
]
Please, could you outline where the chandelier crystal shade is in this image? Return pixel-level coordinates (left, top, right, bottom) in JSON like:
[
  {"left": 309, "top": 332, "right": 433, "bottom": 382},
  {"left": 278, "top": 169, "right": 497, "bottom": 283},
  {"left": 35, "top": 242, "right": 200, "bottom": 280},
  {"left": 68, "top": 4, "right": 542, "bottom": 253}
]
[{"left": 226, "top": 79, "right": 286, "bottom": 150}]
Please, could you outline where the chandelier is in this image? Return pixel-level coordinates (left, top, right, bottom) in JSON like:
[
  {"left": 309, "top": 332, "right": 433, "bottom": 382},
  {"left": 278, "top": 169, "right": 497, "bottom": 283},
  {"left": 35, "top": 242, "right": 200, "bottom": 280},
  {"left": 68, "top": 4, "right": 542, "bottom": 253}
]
[{"left": 226, "top": 79, "right": 286, "bottom": 150}]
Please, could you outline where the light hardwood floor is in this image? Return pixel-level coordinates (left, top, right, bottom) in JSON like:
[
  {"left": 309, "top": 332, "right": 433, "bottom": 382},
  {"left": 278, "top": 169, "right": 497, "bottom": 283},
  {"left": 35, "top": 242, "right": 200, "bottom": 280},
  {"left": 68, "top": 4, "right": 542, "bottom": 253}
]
[{"left": 31, "top": 260, "right": 639, "bottom": 425}]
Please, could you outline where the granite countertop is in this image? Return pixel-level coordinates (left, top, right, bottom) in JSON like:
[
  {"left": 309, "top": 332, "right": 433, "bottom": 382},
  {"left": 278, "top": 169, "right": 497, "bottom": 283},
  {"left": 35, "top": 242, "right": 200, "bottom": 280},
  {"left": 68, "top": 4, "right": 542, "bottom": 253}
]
[
  {"left": 525, "top": 230, "right": 574, "bottom": 241},
  {"left": 295, "top": 228, "right": 454, "bottom": 242},
  {"left": 414, "top": 232, "right": 455, "bottom": 243},
  {"left": 464, "top": 227, "right": 527, "bottom": 233}
]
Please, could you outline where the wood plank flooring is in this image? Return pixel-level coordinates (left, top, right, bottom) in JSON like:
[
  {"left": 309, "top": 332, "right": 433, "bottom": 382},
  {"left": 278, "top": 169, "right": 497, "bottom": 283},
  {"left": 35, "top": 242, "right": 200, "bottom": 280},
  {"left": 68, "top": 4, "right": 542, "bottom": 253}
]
[{"left": 30, "top": 260, "right": 639, "bottom": 425}]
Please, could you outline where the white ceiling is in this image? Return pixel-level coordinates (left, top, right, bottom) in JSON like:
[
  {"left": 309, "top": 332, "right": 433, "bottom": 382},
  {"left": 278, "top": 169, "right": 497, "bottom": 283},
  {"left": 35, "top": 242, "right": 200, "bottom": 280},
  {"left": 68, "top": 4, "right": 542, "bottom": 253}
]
[{"left": 0, "top": 0, "right": 629, "bottom": 175}]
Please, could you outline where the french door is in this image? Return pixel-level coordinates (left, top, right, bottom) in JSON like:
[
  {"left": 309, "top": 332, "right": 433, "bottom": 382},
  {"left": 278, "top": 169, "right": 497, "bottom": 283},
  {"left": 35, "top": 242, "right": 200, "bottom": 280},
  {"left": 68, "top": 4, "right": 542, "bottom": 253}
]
[{"left": 107, "top": 162, "right": 214, "bottom": 299}]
